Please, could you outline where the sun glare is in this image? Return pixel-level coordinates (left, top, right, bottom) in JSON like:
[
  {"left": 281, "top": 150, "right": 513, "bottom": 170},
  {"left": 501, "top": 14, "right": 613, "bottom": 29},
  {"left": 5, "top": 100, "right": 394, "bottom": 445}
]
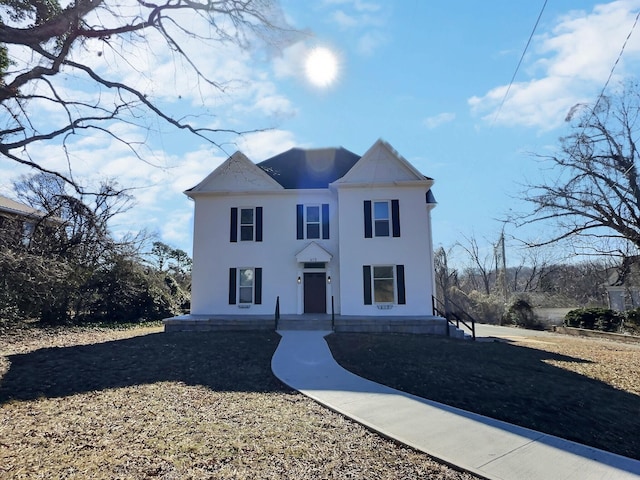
[{"left": 305, "top": 47, "right": 339, "bottom": 88}]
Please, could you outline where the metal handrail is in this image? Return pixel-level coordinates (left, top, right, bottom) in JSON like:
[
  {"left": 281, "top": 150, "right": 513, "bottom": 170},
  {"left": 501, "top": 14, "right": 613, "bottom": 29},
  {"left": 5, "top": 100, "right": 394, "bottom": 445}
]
[
  {"left": 331, "top": 295, "right": 335, "bottom": 330},
  {"left": 432, "top": 295, "right": 476, "bottom": 340}
]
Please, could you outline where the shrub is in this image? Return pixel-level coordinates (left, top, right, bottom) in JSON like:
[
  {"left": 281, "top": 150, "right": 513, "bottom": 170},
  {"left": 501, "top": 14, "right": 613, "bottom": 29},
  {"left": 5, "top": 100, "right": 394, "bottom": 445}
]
[
  {"left": 564, "top": 308, "right": 624, "bottom": 332},
  {"left": 623, "top": 308, "right": 640, "bottom": 335},
  {"left": 503, "top": 298, "right": 544, "bottom": 330}
]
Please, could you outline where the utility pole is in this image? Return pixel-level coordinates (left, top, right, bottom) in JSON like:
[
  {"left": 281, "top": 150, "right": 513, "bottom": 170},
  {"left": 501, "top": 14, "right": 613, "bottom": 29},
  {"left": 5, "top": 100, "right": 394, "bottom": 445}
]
[{"left": 500, "top": 230, "right": 508, "bottom": 304}]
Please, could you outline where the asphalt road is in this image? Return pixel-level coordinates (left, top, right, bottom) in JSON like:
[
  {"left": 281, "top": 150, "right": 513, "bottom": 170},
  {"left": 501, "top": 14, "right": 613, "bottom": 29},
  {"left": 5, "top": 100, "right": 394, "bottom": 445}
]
[{"left": 473, "top": 323, "right": 558, "bottom": 339}]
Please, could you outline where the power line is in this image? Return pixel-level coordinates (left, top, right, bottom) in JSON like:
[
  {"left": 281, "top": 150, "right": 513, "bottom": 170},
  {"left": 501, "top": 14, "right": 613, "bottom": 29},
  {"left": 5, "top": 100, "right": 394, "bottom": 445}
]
[
  {"left": 590, "top": 8, "right": 640, "bottom": 117},
  {"left": 567, "top": 8, "right": 640, "bottom": 161},
  {"left": 491, "top": 0, "right": 548, "bottom": 126}
]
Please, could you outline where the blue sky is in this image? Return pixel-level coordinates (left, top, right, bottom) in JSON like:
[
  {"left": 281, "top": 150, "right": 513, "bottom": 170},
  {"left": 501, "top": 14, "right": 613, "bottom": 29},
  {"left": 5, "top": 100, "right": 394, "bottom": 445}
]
[{"left": 2, "top": 0, "right": 640, "bottom": 264}]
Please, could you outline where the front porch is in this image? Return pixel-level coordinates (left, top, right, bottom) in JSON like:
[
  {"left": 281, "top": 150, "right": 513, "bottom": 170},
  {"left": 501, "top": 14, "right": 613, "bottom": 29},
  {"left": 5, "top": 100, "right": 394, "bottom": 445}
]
[{"left": 163, "top": 314, "right": 461, "bottom": 336}]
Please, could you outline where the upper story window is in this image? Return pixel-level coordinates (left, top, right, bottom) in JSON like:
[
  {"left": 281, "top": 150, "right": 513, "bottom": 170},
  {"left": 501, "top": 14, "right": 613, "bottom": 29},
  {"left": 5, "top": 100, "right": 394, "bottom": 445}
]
[
  {"left": 240, "top": 208, "right": 254, "bottom": 241},
  {"left": 306, "top": 205, "right": 321, "bottom": 239},
  {"left": 364, "top": 199, "right": 400, "bottom": 238},
  {"left": 230, "top": 207, "right": 263, "bottom": 243},
  {"left": 297, "top": 204, "right": 329, "bottom": 240},
  {"left": 373, "top": 201, "right": 390, "bottom": 237}
]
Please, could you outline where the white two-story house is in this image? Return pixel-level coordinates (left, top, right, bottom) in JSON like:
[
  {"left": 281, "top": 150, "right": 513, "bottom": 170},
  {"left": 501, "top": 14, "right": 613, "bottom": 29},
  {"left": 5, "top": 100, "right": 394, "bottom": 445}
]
[{"left": 164, "top": 139, "right": 449, "bottom": 334}]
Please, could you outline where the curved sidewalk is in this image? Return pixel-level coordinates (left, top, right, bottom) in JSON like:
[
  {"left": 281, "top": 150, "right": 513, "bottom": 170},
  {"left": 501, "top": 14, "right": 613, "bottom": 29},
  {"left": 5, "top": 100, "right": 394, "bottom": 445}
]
[{"left": 271, "top": 330, "right": 640, "bottom": 480}]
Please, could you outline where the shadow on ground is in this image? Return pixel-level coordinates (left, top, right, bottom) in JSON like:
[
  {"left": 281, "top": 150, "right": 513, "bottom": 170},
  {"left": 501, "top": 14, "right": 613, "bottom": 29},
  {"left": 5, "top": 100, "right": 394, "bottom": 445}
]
[
  {"left": 0, "top": 331, "right": 288, "bottom": 402},
  {"left": 327, "top": 333, "right": 640, "bottom": 460}
]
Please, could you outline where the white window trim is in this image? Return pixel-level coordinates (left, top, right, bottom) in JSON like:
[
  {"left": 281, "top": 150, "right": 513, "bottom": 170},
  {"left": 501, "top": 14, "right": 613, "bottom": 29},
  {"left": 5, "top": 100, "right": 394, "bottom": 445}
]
[
  {"left": 373, "top": 200, "right": 391, "bottom": 238},
  {"left": 239, "top": 207, "right": 256, "bottom": 242},
  {"left": 372, "top": 264, "right": 396, "bottom": 304},
  {"left": 238, "top": 267, "right": 255, "bottom": 304},
  {"left": 304, "top": 204, "right": 321, "bottom": 240}
]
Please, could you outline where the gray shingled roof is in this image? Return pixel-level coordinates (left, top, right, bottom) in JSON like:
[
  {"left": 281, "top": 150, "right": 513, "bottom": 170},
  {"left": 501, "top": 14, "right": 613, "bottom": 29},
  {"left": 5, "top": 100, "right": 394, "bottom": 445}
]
[
  {"left": 257, "top": 147, "right": 361, "bottom": 189},
  {"left": 0, "top": 194, "right": 44, "bottom": 218}
]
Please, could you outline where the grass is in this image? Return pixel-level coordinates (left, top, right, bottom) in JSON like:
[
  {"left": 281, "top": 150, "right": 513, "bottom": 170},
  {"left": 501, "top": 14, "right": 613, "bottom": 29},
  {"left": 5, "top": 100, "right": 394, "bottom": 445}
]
[
  {"left": 326, "top": 332, "right": 640, "bottom": 460},
  {"left": 0, "top": 326, "right": 477, "bottom": 479}
]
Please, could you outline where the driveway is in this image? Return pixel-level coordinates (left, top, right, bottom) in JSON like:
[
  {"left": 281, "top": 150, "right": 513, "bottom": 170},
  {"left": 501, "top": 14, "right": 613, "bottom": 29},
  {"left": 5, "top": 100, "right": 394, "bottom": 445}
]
[{"left": 474, "top": 323, "right": 558, "bottom": 340}]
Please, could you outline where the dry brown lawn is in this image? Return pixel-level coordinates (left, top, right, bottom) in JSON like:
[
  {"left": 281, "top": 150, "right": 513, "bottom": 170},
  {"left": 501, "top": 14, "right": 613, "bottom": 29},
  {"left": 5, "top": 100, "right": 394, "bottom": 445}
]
[
  {"left": 0, "top": 325, "right": 477, "bottom": 479},
  {"left": 327, "top": 331, "right": 640, "bottom": 460}
]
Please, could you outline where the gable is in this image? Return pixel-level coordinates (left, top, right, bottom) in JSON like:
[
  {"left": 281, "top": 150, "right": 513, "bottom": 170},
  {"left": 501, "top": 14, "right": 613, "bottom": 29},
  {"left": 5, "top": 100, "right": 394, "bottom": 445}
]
[
  {"left": 295, "top": 242, "right": 333, "bottom": 263},
  {"left": 258, "top": 147, "right": 360, "bottom": 189},
  {"left": 186, "top": 151, "right": 284, "bottom": 195},
  {"left": 334, "top": 139, "right": 431, "bottom": 186}
]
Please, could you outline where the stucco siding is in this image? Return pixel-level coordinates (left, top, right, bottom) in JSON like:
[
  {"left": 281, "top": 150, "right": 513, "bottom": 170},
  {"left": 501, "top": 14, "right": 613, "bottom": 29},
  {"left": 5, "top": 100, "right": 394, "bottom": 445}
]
[
  {"left": 336, "top": 185, "right": 435, "bottom": 315},
  {"left": 186, "top": 140, "right": 437, "bottom": 321},
  {"left": 190, "top": 190, "right": 341, "bottom": 315}
]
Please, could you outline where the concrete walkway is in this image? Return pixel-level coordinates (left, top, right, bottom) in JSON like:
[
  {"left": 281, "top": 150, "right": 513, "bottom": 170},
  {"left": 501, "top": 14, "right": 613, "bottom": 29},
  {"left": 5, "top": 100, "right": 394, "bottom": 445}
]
[{"left": 271, "top": 330, "right": 640, "bottom": 480}]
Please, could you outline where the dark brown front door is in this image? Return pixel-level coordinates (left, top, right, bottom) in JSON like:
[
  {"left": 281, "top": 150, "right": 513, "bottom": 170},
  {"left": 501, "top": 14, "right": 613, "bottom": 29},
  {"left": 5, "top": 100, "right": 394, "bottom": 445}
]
[{"left": 304, "top": 272, "right": 326, "bottom": 313}]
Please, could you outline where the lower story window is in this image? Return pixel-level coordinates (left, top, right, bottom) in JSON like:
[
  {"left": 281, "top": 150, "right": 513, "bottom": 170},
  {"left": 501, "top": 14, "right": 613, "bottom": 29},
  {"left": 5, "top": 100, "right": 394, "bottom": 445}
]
[
  {"left": 229, "top": 267, "right": 262, "bottom": 305},
  {"left": 373, "top": 266, "right": 395, "bottom": 303},
  {"left": 363, "top": 264, "right": 405, "bottom": 306},
  {"left": 239, "top": 268, "right": 254, "bottom": 304}
]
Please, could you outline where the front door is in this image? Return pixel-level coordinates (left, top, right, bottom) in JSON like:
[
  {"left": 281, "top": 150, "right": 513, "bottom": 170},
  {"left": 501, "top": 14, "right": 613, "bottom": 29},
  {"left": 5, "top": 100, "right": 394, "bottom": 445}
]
[{"left": 304, "top": 272, "right": 326, "bottom": 313}]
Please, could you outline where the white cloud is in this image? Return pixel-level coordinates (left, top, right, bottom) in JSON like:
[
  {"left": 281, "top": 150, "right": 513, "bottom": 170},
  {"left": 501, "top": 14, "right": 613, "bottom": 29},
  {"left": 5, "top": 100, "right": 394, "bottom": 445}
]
[
  {"left": 356, "top": 31, "right": 388, "bottom": 56},
  {"left": 469, "top": 0, "right": 640, "bottom": 130},
  {"left": 1, "top": 0, "right": 305, "bottom": 253},
  {"left": 323, "top": 0, "right": 382, "bottom": 13},
  {"left": 332, "top": 10, "right": 359, "bottom": 29},
  {"left": 317, "top": 0, "right": 387, "bottom": 57},
  {"left": 423, "top": 112, "right": 456, "bottom": 129},
  {"left": 233, "top": 129, "right": 298, "bottom": 160}
]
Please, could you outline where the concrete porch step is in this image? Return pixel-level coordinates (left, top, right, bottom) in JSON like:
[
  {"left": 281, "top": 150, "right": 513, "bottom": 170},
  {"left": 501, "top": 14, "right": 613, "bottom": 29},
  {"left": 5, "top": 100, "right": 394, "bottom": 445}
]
[{"left": 277, "top": 317, "right": 333, "bottom": 330}]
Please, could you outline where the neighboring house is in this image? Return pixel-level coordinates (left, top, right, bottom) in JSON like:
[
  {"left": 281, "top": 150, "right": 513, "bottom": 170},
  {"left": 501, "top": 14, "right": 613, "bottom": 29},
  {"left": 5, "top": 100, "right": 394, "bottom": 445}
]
[
  {"left": 0, "top": 194, "right": 48, "bottom": 247},
  {"left": 166, "top": 139, "right": 451, "bottom": 334},
  {"left": 606, "top": 257, "right": 640, "bottom": 311}
]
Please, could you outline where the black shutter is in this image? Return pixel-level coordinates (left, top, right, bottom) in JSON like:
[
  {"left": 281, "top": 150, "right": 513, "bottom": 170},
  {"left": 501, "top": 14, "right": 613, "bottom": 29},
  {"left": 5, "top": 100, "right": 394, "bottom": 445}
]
[
  {"left": 392, "top": 199, "right": 401, "bottom": 237},
  {"left": 228, "top": 268, "right": 237, "bottom": 304},
  {"left": 396, "top": 264, "right": 406, "bottom": 305},
  {"left": 296, "top": 204, "right": 304, "bottom": 239},
  {"left": 363, "top": 265, "right": 372, "bottom": 305},
  {"left": 364, "top": 201, "right": 372, "bottom": 238},
  {"left": 254, "top": 268, "right": 262, "bottom": 304},
  {"left": 256, "top": 207, "right": 263, "bottom": 242},
  {"left": 322, "top": 204, "right": 330, "bottom": 239},
  {"left": 230, "top": 208, "right": 238, "bottom": 242}
]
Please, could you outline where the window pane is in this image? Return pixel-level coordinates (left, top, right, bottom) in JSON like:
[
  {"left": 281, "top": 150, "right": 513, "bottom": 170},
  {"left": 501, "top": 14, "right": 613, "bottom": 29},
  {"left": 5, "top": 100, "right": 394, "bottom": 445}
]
[
  {"left": 374, "top": 201, "right": 389, "bottom": 219},
  {"left": 307, "top": 223, "right": 320, "bottom": 239},
  {"left": 374, "top": 266, "right": 394, "bottom": 279},
  {"left": 240, "top": 225, "right": 254, "bottom": 241},
  {"left": 240, "top": 208, "right": 253, "bottom": 224},
  {"left": 306, "top": 206, "right": 320, "bottom": 222},
  {"left": 374, "top": 279, "right": 394, "bottom": 303},
  {"left": 374, "top": 220, "right": 389, "bottom": 237},
  {"left": 239, "top": 268, "right": 254, "bottom": 286},
  {"left": 239, "top": 287, "right": 253, "bottom": 303}
]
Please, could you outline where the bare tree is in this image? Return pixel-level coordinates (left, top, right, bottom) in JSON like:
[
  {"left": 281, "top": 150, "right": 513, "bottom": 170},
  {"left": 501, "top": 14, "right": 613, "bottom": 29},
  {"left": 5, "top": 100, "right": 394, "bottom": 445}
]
[
  {"left": 434, "top": 246, "right": 458, "bottom": 307},
  {"left": 0, "top": 0, "right": 291, "bottom": 191},
  {"left": 14, "top": 172, "right": 134, "bottom": 263},
  {"left": 518, "top": 81, "right": 640, "bottom": 256},
  {"left": 457, "top": 234, "right": 496, "bottom": 295},
  {"left": 510, "top": 245, "right": 557, "bottom": 293}
]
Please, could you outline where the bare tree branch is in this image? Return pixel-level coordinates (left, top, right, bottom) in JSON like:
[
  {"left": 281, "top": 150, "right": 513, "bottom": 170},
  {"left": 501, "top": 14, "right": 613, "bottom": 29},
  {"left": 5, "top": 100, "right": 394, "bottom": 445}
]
[
  {"left": 517, "top": 81, "right": 640, "bottom": 254},
  {"left": 0, "top": 0, "right": 293, "bottom": 191}
]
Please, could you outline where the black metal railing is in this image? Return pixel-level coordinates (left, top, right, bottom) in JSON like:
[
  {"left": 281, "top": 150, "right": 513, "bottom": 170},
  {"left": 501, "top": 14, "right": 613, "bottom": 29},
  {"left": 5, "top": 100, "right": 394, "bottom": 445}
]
[
  {"left": 432, "top": 296, "right": 476, "bottom": 340},
  {"left": 331, "top": 295, "right": 335, "bottom": 330},
  {"left": 274, "top": 296, "right": 280, "bottom": 330}
]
